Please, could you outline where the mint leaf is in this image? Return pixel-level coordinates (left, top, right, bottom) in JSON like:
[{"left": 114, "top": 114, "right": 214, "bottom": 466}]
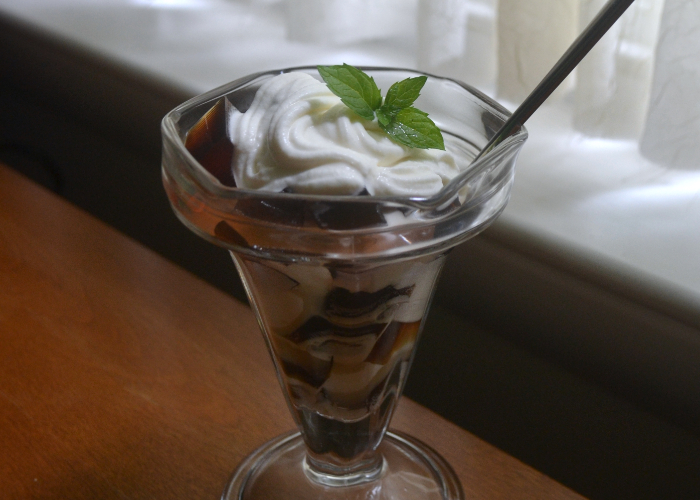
[
  {"left": 384, "top": 76, "right": 427, "bottom": 109},
  {"left": 375, "top": 107, "right": 395, "bottom": 127},
  {"left": 317, "top": 65, "right": 445, "bottom": 150},
  {"left": 379, "top": 107, "right": 445, "bottom": 150},
  {"left": 317, "top": 64, "right": 381, "bottom": 121}
]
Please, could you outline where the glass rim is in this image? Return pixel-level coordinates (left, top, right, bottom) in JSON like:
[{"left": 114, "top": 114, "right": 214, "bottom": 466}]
[{"left": 161, "top": 65, "right": 528, "bottom": 211}]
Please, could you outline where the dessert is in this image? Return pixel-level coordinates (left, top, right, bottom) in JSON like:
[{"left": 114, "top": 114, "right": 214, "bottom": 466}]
[
  {"left": 184, "top": 69, "right": 460, "bottom": 466},
  {"left": 163, "top": 65, "right": 525, "bottom": 498}
]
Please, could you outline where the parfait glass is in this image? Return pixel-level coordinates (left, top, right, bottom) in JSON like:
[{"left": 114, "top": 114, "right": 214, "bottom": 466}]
[{"left": 161, "top": 67, "right": 527, "bottom": 500}]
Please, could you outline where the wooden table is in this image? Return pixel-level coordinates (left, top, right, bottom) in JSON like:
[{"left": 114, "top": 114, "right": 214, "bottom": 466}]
[{"left": 0, "top": 164, "right": 585, "bottom": 499}]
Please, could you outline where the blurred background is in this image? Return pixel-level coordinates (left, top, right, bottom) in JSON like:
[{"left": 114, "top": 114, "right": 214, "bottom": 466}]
[{"left": 1, "top": 1, "right": 699, "bottom": 498}]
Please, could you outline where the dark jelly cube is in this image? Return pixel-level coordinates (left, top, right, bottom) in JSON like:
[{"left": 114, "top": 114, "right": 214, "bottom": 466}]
[
  {"left": 287, "top": 316, "right": 386, "bottom": 344},
  {"left": 324, "top": 285, "right": 414, "bottom": 318},
  {"left": 309, "top": 200, "right": 386, "bottom": 230}
]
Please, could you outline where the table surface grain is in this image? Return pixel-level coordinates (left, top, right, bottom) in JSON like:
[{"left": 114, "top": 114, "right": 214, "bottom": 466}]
[{"left": 0, "top": 164, "right": 586, "bottom": 499}]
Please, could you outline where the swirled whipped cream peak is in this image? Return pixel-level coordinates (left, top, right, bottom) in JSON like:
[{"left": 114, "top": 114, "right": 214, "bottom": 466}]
[{"left": 228, "top": 72, "right": 459, "bottom": 197}]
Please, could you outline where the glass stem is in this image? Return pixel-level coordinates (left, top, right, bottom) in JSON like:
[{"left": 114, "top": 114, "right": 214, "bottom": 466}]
[{"left": 304, "top": 450, "right": 385, "bottom": 487}]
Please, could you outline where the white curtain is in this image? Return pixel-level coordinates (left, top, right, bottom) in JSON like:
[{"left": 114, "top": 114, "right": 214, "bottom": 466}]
[{"left": 414, "top": 0, "right": 699, "bottom": 170}]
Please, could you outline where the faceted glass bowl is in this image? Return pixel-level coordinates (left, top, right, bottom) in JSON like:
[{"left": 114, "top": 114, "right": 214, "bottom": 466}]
[{"left": 162, "top": 67, "right": 526, "bottom": 263}]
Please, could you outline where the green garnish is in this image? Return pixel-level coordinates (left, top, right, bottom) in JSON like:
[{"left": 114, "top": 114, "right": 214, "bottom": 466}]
[{"left": 317, "top": 64, "right": 445, "bottom": 151}]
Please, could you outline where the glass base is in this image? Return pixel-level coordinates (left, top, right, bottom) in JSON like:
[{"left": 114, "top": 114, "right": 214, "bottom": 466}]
[{"left": 222, "top": 430, "right": 464, "bottom": 500}]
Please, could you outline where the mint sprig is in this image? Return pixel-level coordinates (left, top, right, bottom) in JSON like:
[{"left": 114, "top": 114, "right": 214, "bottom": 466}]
[{"left": 317, "top": 64, "right": 445, "bottom": 151}]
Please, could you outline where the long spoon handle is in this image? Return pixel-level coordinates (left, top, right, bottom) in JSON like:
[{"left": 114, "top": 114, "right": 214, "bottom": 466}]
[{"left": 475, "top": 0, "right": 636, "bottom": 161}]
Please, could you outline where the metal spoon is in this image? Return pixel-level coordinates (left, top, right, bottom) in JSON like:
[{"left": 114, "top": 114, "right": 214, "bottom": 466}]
[{"left": 474, "top": 0, "right": 636, "bottom": 161}]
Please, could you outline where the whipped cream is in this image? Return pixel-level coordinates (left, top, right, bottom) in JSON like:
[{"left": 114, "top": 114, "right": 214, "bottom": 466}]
[{"left": 228, "top": 72, "right": 459, "bottom": 197}]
